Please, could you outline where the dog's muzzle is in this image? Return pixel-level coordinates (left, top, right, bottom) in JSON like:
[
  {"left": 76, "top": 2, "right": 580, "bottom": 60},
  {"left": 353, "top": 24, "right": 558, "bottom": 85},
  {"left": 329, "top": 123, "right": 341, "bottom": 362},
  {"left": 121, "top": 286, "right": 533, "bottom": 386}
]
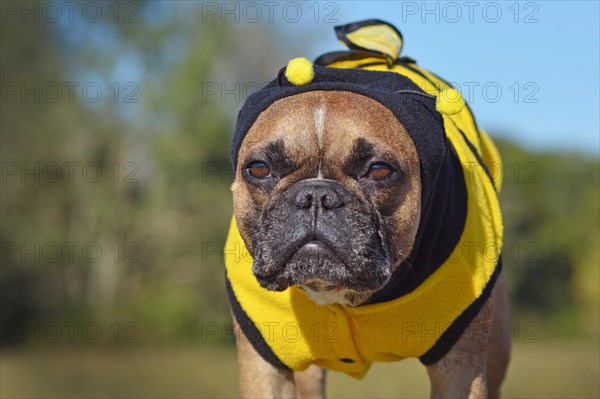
[{"left": 252, "top": 178, "right": 392, "bottom": 292}]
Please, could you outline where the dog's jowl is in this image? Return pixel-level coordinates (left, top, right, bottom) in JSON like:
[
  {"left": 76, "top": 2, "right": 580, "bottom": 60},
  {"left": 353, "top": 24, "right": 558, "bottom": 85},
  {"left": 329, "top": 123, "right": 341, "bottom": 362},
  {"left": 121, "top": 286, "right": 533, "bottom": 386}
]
[{"left": 225, "top": 19, "right": 510, "bottom": 399}]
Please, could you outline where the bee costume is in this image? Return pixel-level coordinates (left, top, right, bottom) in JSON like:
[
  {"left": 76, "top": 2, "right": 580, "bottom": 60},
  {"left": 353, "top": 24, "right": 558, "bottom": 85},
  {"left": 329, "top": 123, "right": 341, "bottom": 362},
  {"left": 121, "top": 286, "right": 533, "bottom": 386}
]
[{"left": 225, "top": 20, "right": 503, "bottom": 379}]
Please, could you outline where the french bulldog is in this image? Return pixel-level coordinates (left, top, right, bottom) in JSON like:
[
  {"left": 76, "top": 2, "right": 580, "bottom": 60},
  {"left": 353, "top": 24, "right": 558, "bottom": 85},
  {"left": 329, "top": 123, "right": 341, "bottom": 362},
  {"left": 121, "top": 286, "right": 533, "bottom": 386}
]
[{"left": 225, "top": 20, "right": 511, "bottom": 399}]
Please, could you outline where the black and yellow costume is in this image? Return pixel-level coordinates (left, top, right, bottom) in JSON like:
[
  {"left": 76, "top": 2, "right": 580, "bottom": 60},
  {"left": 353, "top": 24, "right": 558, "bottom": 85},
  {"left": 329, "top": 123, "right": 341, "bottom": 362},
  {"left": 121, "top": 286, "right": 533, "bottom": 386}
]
[{"left": 226, "top": 20, "right": 503, "bottom": 379}]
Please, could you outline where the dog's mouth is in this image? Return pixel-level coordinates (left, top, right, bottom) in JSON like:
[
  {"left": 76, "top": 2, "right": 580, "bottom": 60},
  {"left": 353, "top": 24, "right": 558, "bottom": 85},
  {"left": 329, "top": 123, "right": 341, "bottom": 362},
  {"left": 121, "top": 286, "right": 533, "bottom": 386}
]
[
  {"left": 253, "top": 237, "right": 346, "bottom": 289},
  {"left": 253, "top": 241, "right": 391, "bottom": 301},
  {"left": 293, "top": 239, "right": 336, "bottom": 258}
]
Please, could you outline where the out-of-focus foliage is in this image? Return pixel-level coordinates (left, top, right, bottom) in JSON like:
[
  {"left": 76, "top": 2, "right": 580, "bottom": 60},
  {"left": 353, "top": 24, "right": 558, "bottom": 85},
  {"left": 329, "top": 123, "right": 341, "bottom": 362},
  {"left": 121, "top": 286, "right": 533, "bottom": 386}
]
[
  {"left": 1, "top": 3, "right": 291, "bottom": 344},
  {"left": 496, "top": 139, "right": 600, "bottom": 336},
  {"left": 1, "top": 4, "right": 598, "bottom": 346}
]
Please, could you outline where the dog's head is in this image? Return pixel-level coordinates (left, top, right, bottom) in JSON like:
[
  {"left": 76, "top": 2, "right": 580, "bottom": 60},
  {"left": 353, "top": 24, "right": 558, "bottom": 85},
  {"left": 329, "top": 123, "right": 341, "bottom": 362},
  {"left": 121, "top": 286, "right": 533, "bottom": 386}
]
[
  {"left": 232, "top": 90, "right": 423, "bottom": 306},
  {"left": 231, "top": 63, "right": 450, "bottom": 306}
]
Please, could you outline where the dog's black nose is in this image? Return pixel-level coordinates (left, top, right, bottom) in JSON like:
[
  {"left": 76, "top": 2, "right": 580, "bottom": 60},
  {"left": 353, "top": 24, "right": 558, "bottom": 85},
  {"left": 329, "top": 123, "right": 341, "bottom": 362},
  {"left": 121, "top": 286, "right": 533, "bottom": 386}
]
[{"left": 289, "top": 179, "right": 344, "bottom": 210}]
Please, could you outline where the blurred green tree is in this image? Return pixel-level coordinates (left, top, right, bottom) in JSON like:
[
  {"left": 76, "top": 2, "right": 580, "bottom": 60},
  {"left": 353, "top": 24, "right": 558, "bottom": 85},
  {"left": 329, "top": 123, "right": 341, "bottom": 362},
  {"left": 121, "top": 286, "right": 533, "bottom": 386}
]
[
  {"left": 1, "top": 3, "right": 297, "bottom": 344},
  {"left": 497, "top": 139, "right": 600, "bottom": 336},
  {"left": 1, "top": 4, "right": 598, "bottom": 346}
]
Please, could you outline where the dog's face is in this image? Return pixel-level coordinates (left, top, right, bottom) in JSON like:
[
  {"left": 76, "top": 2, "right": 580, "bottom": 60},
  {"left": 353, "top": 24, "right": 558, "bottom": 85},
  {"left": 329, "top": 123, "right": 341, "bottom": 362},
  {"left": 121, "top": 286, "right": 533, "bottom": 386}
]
[{"left": 232, "top": 91, "right": 421, "bottom": 306}]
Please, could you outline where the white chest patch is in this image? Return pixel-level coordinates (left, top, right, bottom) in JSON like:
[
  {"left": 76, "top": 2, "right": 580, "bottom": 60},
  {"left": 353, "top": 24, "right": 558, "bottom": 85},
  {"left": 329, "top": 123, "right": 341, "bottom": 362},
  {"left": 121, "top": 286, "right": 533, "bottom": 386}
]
[{"left": 302, "top": 285, "right": 356, "bottom": 307}]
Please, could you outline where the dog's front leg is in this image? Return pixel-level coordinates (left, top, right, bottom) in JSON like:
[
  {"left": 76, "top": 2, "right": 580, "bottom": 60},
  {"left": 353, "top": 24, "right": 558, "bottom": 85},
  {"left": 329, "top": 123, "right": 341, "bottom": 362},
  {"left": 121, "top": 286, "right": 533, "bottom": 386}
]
[
  {"left": 294, "top": 364, "right": 326, "bottom": 399},
  {"left": 425, "top": 294, "right": 493, "bottom": 399},
  {"left": 233, "top": 318, "right": 296, "bottom": 398}
]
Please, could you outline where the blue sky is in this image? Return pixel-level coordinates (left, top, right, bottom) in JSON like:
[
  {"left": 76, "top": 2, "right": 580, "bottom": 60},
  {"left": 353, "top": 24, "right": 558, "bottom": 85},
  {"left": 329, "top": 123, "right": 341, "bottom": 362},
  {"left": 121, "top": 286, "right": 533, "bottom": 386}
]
[
  {"left": 275, "top": 1, "right": 599, "bottom": 155},
  {"left": 57, "top": 1, "right": 599, "bottom": 155}
]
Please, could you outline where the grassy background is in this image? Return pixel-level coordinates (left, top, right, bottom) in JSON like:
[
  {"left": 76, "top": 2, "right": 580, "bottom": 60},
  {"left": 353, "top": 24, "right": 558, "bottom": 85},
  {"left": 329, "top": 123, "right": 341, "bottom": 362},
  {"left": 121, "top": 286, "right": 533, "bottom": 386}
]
[{"left": 2, "top": 339, "right": 598, "bottom": 398}]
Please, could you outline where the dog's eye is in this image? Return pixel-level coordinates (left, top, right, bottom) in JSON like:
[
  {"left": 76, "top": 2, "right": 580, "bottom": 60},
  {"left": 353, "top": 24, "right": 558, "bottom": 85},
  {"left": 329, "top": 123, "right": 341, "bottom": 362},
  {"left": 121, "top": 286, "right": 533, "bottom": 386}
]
[
  {"left": 247, "top": 162, "right": 271, "bottom": 179},
  {"left": 367, "top": 163, "right": 393, "bottom": 180}
]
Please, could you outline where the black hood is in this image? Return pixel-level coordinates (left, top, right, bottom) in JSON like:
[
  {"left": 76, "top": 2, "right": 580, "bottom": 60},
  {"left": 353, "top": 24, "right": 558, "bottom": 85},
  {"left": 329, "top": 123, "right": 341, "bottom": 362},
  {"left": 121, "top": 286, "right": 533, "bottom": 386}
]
[{"left": 230, "top": 62, "right": 467, "bottom": 300}]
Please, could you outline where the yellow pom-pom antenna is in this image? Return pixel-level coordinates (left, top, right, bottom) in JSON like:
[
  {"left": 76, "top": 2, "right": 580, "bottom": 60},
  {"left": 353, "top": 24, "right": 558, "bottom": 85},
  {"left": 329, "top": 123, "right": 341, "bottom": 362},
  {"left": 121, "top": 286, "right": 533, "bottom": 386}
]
[
  {"left": 436, "top": 88, "right": 465, "bottom": 115},
  {"left": 285, "top": 57, "right": 314, "bottom": 86}
]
